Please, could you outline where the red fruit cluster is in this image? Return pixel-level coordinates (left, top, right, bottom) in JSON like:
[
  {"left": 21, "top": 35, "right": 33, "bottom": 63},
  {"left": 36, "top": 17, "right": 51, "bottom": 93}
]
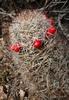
[
  {"left": 9, "top": 15, "right": 57, "bottom": 50},
  {"left": 9, "top": 42, "right": 22, "bottom": 52},
  {"left": 33, "top": 39, "right": 42, "bottom": 49},
  {"left": 46, "top": 26, "right": 57, "bottom": 37},
  {"left": 44, "top": 13, "right": 57, "bottom": 38}
]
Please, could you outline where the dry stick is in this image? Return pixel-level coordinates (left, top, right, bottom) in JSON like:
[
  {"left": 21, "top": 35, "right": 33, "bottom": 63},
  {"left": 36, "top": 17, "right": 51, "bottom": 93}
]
[
  {"left": 37, "top": 0, "right": 55, "bottom": 11},
  {"left": 38, "top": 0, "right": 69, "bottom": 14},
  {"left": 60, "top": 0, "right": 68, "bottom": 10},
  {"left": 0, "top": 8, "right": 6, "bottom": 12},
  {"left": 52, "top": 2, "right": 66, "bottom": 4},
  {"left": 50, "top": 10, "right": 69, "bottom": 13},
  {"left": 43, "top": 0, "right": 48, "bottom": 6},
  {"left": 0, "top": 11, "right": 15, "bottom": 19},
  {"left": 48, "top": 0, "right": 69, "bottom": 13}
]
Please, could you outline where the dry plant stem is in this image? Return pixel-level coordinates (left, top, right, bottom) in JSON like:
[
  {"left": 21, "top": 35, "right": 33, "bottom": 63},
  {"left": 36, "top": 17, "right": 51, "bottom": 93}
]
[
  {"left": 50, "top": 10, "right": 69, "bottom": 13},
  {"left": 0, "top": 8, "right": 15, "bottom": 19},
  {"left": 0, "top": 11, "right": 14, "bottom": 18}
]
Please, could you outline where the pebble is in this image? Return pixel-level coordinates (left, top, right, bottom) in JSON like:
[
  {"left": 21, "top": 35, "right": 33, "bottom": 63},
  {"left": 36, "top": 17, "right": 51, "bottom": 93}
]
[{"left": 19, "top": 89, "right": 25, "bottom": 100}]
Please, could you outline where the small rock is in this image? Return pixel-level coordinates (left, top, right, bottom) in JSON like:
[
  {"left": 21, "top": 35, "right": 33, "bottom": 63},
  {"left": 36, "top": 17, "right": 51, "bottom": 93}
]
[{"left": 19, "top": 89, "right": 25, "bottom": 100}]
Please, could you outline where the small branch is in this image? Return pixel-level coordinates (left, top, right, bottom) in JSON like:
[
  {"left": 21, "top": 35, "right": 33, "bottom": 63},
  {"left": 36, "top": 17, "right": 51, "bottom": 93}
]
[
  {"left": 0, "top": 12, "right": 14, "bottom": 19},
  {"left": 49, "top": 10, "right": 69, "bottom": 13},
  {"left": 0, "top": 10, "right": 15, "bottom": 19},
  {"left": 0, "top": 8, "right": 6, "bottom": 13}
]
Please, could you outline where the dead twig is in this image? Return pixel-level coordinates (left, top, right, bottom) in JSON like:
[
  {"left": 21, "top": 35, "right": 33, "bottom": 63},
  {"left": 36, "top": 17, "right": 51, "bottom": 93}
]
[{"left": 0, "top": 8, "right": 15, "bottom": 19}]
